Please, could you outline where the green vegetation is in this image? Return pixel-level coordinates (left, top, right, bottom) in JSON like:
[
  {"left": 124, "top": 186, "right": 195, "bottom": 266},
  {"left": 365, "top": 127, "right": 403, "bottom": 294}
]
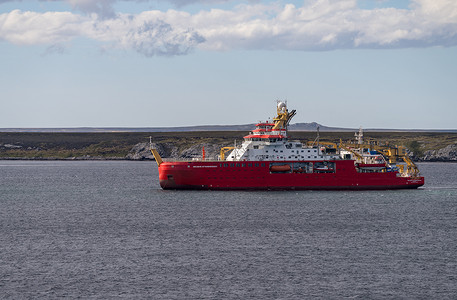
[
  {"left": 407, "top": 140, "right": 424, "bottom": 157},
  {"left": 1, "top": 131, "right": 456, "bottom": 160}
]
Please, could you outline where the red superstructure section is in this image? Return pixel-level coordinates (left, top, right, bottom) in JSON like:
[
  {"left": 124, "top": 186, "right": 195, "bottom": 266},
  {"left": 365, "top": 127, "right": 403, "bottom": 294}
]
[
  {"left": 158, "top": 160, "right": 424, "bottom": 190},
  {"left": 243, "top": 134, "right": 285, "bottom": 139},
  {"left": 244, "top": 123, "right": 286, "bottom": 140}
]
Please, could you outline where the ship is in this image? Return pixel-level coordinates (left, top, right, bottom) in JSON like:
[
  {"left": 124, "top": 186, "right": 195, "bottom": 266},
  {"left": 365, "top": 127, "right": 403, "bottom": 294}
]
[{"left": 150, "top": 102, "right": 424, "bottom": 190}]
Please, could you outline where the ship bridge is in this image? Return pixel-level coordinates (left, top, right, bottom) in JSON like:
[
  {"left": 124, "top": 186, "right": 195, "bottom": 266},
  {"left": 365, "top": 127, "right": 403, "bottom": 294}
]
[
  {"left": 225, "top": 101, "right": 339, "bottom": 162},
  {"left": 243, "top": 122, "right": 287, "bottom": 142},
  {"left": 242, "top": 101, "right": 294, "bottom": 142}
]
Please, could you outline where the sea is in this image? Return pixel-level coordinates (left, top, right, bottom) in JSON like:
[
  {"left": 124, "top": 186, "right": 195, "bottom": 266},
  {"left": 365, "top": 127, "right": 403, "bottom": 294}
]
[{"left": 1, "top": 161, "right": 456, "bottom": 299}]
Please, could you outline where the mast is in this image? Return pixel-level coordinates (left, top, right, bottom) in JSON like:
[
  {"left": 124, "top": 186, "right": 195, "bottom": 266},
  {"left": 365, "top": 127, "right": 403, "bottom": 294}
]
[{"left": 355, "top": 127, "right": 364, "bottom": 145}]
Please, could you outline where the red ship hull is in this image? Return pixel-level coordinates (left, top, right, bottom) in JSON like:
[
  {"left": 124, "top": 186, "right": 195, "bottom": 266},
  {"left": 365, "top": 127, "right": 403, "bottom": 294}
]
[{"left": 158, "top": 160, "right": 424, "bottom": 190}]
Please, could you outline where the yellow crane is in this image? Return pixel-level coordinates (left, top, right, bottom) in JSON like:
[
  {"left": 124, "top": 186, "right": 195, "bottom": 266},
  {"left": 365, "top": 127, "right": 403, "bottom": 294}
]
[
  {"left": 149, "top": 136, "right": 163, "bottom": 166},
  {"left": 220, "top": 147, "right": 235, "bottom": 161},
  {"left": 150, "top": 149, "right": 163, "bottom": 166},
  {"left": 272, "top": 101, "right": 296, "bottom": 130}
]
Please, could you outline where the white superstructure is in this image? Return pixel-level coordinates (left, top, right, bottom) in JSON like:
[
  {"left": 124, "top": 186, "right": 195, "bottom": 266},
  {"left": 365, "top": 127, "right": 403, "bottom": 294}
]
[{"left": 225, "top": 102, "right": 340, "bottom": 162}]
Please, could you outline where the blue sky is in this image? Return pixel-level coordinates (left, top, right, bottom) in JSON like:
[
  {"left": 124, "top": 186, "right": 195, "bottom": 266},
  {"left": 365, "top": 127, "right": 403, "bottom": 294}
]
[{"left": 1, "top": 0, "right": 456, "bottom": 129}]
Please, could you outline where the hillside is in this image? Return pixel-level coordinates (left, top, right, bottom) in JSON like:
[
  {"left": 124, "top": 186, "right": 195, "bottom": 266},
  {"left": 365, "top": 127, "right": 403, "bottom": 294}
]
[{"left": 1, "top": 131, "right": 457, "bottom": 161}]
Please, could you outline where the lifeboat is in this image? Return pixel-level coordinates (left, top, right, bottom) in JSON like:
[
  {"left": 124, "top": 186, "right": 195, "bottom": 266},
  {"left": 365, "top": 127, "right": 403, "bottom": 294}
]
[
  {"left": 270, "top": 164, "right": 291, "bottom": 172},
  {"left": 314, "top": 166, "right": 335, "bottom": 173},
  {"left": 356, "top": 163, "right": 387, "bottom": 170}
]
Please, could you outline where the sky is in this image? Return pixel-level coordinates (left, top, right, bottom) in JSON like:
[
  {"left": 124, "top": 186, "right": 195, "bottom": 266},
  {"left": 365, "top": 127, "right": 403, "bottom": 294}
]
[{"left": 0, "top": 0, "right": 456, "bottom": 129}]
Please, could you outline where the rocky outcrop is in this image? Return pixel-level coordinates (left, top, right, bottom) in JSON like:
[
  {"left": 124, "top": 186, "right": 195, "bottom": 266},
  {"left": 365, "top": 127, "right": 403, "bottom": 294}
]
[
  {"left": 125, "top": 142, "right": 174, "bottom": 160},
  {"left": 125, "top": 143, "right": 152, "bottom": 160},
  {"left": 1, "top": 144, "right": 23, "bottom": 149},
  {"left": 178, "top": 143, "right": 223, "bottom": 160},
  {"left": 422, "top": 143, "right": 457, "bottom": 161}
]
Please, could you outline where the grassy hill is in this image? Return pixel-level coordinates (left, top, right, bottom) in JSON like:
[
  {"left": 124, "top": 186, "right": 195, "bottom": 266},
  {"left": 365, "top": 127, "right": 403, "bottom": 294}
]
[{"left": 1, "top": 131, "right": 456, "bottom": 160}]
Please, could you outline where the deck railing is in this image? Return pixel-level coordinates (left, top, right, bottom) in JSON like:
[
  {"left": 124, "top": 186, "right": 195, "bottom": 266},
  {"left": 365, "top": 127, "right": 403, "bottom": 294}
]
[{"left": 161, "top": 158, "right": 221, "bottom": 162}]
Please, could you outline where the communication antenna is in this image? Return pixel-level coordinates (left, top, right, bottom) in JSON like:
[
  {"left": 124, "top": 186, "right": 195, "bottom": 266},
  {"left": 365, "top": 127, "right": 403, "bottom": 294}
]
[
  {"left": 355, "top": 127, "right": 364, "bottom": 144},
  {"left": 312, "top": 125, "right": 320, "bottom": 147}
]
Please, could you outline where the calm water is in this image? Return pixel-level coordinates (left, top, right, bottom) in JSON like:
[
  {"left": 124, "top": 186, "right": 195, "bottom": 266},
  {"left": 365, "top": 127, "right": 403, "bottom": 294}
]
[{"left": 1, "top": 161, "right": 456, "bottom": 299}]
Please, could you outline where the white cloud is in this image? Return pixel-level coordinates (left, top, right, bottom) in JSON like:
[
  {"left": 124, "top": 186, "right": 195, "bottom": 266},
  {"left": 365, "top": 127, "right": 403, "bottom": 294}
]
[
  {"left": 0, "top": 9, "right": 205, "bottom": 55},
  {"left": 193, "top": 0, "right": 457, "bottom": 50},
  {"left": 0, "top": 0, "right": 456, "bottom": 56},
  {"left": 0, "top": 10, "right": 83, "bottom": 45},
  {"left": 90, "top": 13, "right": 206, "bottom": 56}
]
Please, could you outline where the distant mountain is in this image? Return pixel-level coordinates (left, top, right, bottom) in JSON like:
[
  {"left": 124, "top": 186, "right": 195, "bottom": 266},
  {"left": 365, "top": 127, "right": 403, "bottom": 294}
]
[
  {"left": 1, "top": 123, "right": 456, "bottom": 133},
  {"left": 289, "top": 122, "right": 353, "bottom": 131}
]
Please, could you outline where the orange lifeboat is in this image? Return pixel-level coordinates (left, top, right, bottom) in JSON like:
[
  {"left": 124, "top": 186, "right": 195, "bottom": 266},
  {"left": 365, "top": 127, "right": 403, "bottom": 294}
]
[{"left": 270, "top": 164, "right": 291, "bottom": 172}]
